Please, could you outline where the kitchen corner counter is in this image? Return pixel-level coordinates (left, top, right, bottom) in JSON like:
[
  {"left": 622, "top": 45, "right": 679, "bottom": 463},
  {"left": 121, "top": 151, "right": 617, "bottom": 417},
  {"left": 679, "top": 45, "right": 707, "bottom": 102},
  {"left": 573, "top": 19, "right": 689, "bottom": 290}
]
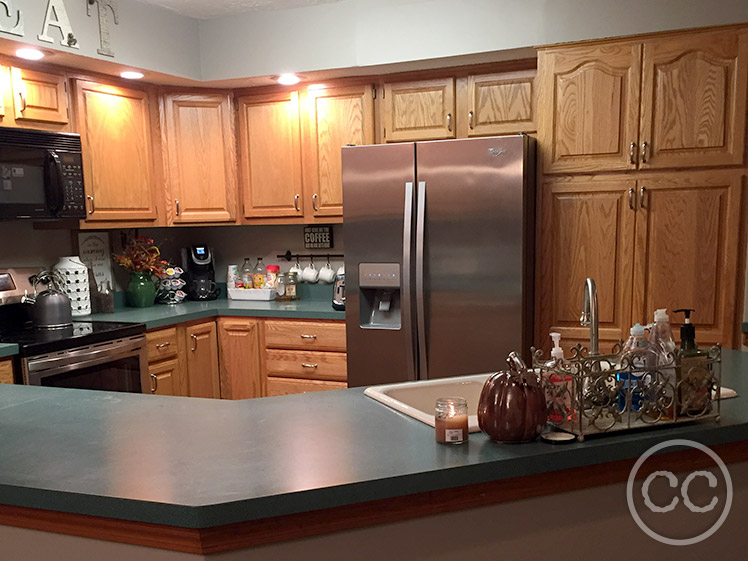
[{"left": 0, "top": 343, "right": 18, "bottom": 358}]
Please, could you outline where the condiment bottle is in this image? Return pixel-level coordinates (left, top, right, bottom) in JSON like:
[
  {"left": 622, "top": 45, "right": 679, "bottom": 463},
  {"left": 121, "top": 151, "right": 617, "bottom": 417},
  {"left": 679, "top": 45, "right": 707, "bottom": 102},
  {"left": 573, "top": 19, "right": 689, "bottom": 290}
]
[
  {"left": 252, "top": 257, "right": 265, "bottom": 289},
  {"left": 275, "top": 273, "right": 290, "bottom": 302},
  {"left": 435, "top": 397, "right": 468, "bottom": 444},
  {"left": 240, "top": 258, "right": 253, "bottom": 289},
  {"left": 265, "top": 265, "right": 280, "bottom": 289},
  {"left": 286, "top": 272, "right": 299, "bottom": 300}
]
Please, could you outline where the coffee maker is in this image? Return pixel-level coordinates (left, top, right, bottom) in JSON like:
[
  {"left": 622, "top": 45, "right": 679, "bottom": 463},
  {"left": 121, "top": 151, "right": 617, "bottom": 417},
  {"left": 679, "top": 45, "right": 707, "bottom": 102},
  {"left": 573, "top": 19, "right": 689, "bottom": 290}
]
[{"left": 181, "top": 246, "right": 220, "bottom": 301}]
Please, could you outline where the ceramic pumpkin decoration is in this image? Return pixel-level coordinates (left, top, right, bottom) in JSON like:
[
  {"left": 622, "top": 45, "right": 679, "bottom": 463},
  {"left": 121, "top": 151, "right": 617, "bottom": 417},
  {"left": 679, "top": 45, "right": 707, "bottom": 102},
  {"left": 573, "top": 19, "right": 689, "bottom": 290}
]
[{"left": 478, "top": 352, "right": 547, "bottom": 442}]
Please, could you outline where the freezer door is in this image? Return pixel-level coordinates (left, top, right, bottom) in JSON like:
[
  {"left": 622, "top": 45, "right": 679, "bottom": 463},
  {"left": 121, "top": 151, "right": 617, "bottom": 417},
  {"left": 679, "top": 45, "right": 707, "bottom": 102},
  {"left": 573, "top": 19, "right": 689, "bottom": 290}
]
[
  {"left": 342, "top": 143, "right": 417, "bottom": 387},
  {"left": 415, "top": 135, "right": 532, "bottom": 379}
]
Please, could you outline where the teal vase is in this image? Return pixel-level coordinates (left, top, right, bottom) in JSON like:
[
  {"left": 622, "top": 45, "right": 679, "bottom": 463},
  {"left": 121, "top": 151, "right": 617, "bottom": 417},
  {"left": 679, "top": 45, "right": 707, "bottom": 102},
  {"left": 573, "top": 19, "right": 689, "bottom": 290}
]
[{"left": 126, "top": 272, "right": 156, "bottom": 308}]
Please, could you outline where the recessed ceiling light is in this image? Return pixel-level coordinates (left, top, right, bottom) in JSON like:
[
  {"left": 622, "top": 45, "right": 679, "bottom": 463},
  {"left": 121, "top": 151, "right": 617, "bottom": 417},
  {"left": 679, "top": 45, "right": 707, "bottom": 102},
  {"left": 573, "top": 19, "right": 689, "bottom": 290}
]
[
  {"left": 16, "top": 48, "right": 44, "bottom": 61},
  {"left": 120, "top": 71, "right": 144, "bottom": 80},
  {"left": 277, "top": 73, "right": 301, "bottom": 86}
]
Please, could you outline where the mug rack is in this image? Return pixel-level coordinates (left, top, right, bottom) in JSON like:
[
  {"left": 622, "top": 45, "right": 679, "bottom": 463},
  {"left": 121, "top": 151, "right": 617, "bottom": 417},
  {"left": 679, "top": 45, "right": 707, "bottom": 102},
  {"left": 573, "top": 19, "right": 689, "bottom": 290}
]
[{"left": 277, "top": 251, "right": 344, "bottom": 262}]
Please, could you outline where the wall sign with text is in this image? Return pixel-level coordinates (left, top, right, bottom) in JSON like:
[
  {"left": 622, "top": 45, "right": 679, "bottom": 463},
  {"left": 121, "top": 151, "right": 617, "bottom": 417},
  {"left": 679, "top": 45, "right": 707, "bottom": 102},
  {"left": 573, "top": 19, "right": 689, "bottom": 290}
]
[{"left": 304, "top": 226, "right": 333, "bottom": 249}]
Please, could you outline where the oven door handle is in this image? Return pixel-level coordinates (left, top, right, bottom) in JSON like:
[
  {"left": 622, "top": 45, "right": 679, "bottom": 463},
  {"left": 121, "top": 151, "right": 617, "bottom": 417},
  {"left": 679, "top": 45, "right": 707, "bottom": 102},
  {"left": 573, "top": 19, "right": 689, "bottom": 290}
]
[
  {"left": 24, "top": 345, "right": 145, "bottom": 382},
  {"left": 24, "top": 337, "right": 146, "bottom": 377}
]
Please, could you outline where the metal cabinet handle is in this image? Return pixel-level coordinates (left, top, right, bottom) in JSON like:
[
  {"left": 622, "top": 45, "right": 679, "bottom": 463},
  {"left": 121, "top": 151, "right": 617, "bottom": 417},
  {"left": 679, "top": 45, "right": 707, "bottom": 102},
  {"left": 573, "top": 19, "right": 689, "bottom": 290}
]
[
  {"left": 175, "top": 199, "right": 180, "bottom": 216},
  {"left": 301, "top": 363, "right": 318, "bottom": 369},
  {"left": 86, "top": 194, "right": 95, "bottom": 215},
  {"left": 300, "top": 334, "right": 317, "bottom": 339},
  {"left": 294, "top": 194, "right": 300, "bottom": 211},
  {"left": 446, "top": 113, "right": 452, "bottom": 132},
  {"left": 639, "top": 186, "right": 647, "bottom": 208},
  {"left": 640, "top": 141, "right": 648, "bottom": 164},
  {"left": 155, "top": 342, "right": 170, "bottom": 349},
  {"left": 629, "top": 141, "right": 637, "bottom": 164},
  {"left": 468, "top": 111, "right": 474, "bottom": 130},
  {"left": 628, "top": 188, "right": 635, "bottom": 210},
  {"left": 18, "top": 91, "right": 26, "bottom": 112},
  {"left": 150, "top": 373, "right": 158, "bottom": 393},
  {"left": 312, "top": 193, "right": 319, "bottom": 211},
  {"left": 190, "top": 333, "right": 198, "bottom": 351}
]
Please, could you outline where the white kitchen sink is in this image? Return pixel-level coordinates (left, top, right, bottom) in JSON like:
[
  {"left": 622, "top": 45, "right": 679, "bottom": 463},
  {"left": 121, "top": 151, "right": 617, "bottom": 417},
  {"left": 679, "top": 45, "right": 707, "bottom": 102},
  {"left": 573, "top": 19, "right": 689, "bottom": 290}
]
[{"left": 364, "top": 373, "right": 492, "bottom": 433}]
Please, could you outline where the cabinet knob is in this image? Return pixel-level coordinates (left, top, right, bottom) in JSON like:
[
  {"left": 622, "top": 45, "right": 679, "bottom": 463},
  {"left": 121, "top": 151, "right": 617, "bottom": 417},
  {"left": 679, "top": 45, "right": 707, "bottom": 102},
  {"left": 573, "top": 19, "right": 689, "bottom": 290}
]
[{"left": 86, "top": 195, "right": 95, "bottom": 215}]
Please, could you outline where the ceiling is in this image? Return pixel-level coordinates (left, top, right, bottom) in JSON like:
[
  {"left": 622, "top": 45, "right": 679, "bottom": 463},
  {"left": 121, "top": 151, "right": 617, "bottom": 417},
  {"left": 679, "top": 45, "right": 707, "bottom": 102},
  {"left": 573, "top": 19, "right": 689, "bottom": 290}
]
[{"left": 137, "top": 0, "right": 344, "bottom": 19}]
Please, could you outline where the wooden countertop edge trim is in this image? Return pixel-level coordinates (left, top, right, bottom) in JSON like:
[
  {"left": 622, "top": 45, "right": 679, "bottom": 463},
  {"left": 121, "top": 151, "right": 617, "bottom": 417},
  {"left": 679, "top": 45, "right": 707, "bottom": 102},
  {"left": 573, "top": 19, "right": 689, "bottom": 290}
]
[{"left": 1, "top": 440, "right": 746, "bottom": 554}]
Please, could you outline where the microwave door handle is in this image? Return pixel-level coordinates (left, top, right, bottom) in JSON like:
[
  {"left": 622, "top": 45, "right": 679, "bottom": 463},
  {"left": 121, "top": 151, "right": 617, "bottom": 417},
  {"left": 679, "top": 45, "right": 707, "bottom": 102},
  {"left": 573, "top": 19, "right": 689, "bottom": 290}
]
[{"left": 44, "top": 150, "right": 64, "bottom": 216}]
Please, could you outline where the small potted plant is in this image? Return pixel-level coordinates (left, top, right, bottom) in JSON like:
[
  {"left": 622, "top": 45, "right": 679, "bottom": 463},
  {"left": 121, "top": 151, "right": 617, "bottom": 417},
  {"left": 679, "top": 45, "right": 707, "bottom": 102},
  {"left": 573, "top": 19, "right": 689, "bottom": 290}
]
[{"left": 113, "top": 236, "right": 167, "bottom": 308}]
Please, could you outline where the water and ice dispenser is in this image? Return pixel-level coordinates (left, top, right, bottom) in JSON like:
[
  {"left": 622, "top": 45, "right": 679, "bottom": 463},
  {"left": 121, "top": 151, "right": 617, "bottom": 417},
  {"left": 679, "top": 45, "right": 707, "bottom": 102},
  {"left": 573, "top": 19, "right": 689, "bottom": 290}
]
[{"left": 358, "top": 263, "right": 401, "bottom": 330}]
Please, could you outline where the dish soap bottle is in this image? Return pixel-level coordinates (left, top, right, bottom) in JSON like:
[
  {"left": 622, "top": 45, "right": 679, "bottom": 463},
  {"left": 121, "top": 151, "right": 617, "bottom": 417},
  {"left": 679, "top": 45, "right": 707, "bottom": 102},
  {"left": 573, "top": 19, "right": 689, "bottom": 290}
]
[
  {"left": 648, "top": 308, "right": 677, "bottom": 417},
  {"left": 617, "top": 323, "right": 655, "bottom": 412},
  {"left": 544, "top": 332, "right": 572, "bottom": 422},
  {"left": 674, "top": 309, "right": 711, "bottom": 416}
]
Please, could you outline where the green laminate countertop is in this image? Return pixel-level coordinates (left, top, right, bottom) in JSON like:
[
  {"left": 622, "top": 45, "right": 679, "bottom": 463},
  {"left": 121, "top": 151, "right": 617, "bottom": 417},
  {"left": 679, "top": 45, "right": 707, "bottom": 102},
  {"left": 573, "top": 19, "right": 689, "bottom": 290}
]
[
  {"left": 0, "top": 343, "right": 18, "bottom": 358},
  {"left": 0, "top": 350, "right": 747, "bottom": 529}
]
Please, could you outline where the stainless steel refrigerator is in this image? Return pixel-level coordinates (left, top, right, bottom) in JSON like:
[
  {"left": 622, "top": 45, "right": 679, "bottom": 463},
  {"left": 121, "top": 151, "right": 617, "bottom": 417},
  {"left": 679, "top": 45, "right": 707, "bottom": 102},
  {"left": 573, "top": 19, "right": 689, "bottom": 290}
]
[{"left": 342, "top": 134, "right": 535, "bottom": 387}]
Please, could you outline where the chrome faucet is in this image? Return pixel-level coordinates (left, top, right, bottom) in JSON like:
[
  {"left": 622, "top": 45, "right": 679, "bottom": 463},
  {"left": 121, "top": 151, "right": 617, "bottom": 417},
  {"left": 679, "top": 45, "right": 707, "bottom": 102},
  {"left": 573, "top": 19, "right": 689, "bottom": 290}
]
[{"left": 580, "top": 278, "right": 599, "bottom": 355}]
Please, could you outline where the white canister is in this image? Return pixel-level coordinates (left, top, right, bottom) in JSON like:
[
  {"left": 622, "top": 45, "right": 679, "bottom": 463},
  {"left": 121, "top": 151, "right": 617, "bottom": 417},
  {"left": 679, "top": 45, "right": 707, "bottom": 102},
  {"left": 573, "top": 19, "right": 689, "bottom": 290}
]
[{"left": 54, "top": 256, "right": 91, "bottom": 317}]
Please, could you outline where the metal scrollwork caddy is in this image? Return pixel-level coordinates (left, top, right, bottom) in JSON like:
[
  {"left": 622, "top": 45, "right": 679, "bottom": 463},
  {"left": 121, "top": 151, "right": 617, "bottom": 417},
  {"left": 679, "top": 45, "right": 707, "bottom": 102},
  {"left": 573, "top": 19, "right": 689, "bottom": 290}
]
[{"left": 530, "top": 343, "right": 721, "bottom": 441}]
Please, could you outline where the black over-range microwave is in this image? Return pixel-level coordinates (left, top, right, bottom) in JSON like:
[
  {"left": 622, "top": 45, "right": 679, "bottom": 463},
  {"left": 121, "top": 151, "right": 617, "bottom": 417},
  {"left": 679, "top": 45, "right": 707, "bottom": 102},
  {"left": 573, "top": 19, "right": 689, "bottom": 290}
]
[{"left": 0, "top": 127, "right": 86, "bottom": 220}]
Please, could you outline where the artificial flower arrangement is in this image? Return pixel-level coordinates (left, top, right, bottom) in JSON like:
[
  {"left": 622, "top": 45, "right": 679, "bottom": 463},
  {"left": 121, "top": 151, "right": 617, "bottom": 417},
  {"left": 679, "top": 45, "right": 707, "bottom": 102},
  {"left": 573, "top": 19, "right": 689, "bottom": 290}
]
[{"left": 112, "top": 236, "right": 167, "bottom": 276}]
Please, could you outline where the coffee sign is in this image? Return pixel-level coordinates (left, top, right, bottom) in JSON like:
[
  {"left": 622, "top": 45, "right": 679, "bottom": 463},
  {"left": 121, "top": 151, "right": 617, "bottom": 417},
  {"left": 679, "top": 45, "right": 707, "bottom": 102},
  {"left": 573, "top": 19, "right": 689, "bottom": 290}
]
[{"left": 304, "top": 226, "right": 333, "bottom": 249}]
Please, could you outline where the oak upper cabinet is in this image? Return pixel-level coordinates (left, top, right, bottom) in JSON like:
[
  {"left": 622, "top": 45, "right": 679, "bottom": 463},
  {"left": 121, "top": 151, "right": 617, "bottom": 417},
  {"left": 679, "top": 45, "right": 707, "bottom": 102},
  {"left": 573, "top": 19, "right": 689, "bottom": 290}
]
[
  {"left": 381, "top": 77, "right": 455, "bottom": 142},
  {"left": 9, "top": 66, "right": 69, "bottom": 126},
  {"left": 631, "top": 171, "right": 742, "bottom": 346},
  {"left": 184, "top": 321, "right": 220, "bottom": 398},
  {"left": 238, "top": 91, "right": 304, "bottom": 218},
  {"left": 458, "top": 70, "right": 537, "bottom": 137},
  {"left": 537, "top": 176, "right": 636, "bottom": 351},
  {"left": 537, "top": 42, "right": 643, "bottom": 174},
  {"left": 73, "top": 79, "right": 158, "bottom": 221},
  {"left": 217, "top": 317, "right": 262, "bottom": 399},
  {"left": 302, "top": 84, "right": 374, "bottom": 218},
  {"left": 163, "top": 93, "right": 237, "bottom": 223},
  {"left": 638, "top": 29, "right": 747, "bottom": 169}
]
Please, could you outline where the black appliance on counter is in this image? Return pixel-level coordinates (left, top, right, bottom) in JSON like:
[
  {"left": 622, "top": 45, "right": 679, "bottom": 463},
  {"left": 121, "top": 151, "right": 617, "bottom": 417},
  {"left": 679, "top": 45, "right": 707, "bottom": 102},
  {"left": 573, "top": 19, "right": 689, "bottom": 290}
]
[
  {"left": 0, "top": 267, "right": 148, "bottom": 392},
  {"left": 0, "top": 127, "right": 86, "bottom": 220},
  {"left": 181, "top": 246, "right": 220, "bottom": 301}
]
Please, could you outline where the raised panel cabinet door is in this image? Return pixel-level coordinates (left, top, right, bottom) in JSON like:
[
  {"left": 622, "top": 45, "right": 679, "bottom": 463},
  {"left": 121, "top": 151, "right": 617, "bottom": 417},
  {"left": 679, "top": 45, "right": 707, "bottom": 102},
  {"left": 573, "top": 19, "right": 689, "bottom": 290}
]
[
  {"left": 185, "top": 321, "right": 220, "bottom": 398},
  {"left": 147, "top": 358, "right": 178, "bottom": 396},
  {"left": 217, "top": 317, "right": 262, "bottom": 399},
  {"left": 464, "top": 70, "right": 537, "bottom": 136},
  {"left": 382, "top": 78, "right": 455, "bottom": 142},
  {"left": 73, "top": 80, "right": 157, "bottom": 221},
  {"left": 631, "top": 171, "right": 742, "bottom": 347},
  {"left": 0, "top": 359, "right": 14, "bottom": 384},
  {"left": 10, "top": 67, "right": 68, "bottom": 125},
  {"left": 537, "top": 43, "right": 642, "bottom": 174},
  {"left": 304, "top": 84, "right": 374, "bottom": 217},
  {"left": 536, "top": 176, "right": 636, "bottom": 351},
  {"left": 164, "top": 93, "right": 237, "bottom": 223},
  {"left": 238, "top": 91, "right": 304, "bottom": 218},
  {"left": 639, "top": 29, "right": 748, "bottom": 169}
]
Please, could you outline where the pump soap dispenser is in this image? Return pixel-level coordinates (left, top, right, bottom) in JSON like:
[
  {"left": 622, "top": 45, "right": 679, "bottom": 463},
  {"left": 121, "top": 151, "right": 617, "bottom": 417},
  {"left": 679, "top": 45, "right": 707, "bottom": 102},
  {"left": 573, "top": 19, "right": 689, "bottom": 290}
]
[
  {"left": 673, "top": 309, "right": 711, "bottom": 415},
  {"left": 545, "top": 332, "right": 572, "bottom": 422}
]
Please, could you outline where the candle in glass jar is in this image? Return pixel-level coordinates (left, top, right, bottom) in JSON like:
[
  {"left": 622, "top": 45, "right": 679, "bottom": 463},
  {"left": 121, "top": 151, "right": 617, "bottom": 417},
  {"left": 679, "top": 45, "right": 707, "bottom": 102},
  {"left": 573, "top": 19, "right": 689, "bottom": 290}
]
[{"left": 435, "top": 397, "right": 469, "bottom": 444}]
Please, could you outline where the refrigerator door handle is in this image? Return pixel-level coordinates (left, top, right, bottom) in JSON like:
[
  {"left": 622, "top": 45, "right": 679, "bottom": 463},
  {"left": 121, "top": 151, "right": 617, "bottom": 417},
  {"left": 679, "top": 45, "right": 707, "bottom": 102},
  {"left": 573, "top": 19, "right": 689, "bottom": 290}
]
[
  {"left": 402, "top": 181, "right": 416, "bottom": 381},
  {"left": 415, "top": 180, "right": 428, "bottom": 380}
]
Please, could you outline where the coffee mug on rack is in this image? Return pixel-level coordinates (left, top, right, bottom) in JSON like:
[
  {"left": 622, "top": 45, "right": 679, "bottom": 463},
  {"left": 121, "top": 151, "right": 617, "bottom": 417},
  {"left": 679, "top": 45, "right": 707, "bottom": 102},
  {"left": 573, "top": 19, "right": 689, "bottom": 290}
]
[
  {"left": 289, "top": 259, "right": 303, "bottom": 280},
  {"left": 302, "top": 263, "right": 319, "bottom": 283},
  {"left": 318, "top": 262, "right": 336, "bottom": 284}
]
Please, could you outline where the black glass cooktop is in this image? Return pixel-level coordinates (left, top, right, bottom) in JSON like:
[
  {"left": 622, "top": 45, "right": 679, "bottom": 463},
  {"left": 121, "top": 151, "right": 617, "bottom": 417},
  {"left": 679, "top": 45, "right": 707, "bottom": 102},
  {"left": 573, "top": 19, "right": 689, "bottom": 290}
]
[{"left": 0, "top": 321, "right": 146, "bottom": 357}]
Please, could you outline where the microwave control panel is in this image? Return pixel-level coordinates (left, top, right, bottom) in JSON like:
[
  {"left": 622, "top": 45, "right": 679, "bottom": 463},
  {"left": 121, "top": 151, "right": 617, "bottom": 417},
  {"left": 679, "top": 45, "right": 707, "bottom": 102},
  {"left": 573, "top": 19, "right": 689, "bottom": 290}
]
[{"left": 59, "top": 153, "right": 85, "bottom": 216}]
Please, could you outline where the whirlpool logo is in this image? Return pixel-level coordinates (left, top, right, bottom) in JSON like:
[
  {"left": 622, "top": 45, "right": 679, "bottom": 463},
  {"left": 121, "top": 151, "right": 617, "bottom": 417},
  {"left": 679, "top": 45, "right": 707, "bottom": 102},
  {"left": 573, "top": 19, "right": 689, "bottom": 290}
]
[
  {"left": 488, "top": 147, "right": 506, "bottom": 157},
  {"left": 627, "top": 439, "right": 733, "bottom": 546}
]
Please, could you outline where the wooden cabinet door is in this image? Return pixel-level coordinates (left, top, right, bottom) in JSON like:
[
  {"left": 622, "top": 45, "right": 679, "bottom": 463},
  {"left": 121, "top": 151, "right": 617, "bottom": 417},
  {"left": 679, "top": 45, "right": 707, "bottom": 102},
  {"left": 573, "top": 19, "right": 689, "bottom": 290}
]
[
  {"left": 73, "top": 80, "right": 157, "bottom": 221},
  {"left": 0, "top": 359, "right": 14, "bottom": 384},
  {"left": 537, "top": 176, "right": 636, "bottom": 351},
  {"left": 266, "top": 377, "right": 347, "bottom": 397},
  {"left": 163, "top": 93, "right": 237, "bottom": 223},
  {"left": 184, "top": 321, "right": 220, "bottom": 398},
  {"left": 303, "top": 84, "right": 374, "bottom": 218},
  {"left": 537, "top": 43, "right": 642, "bottom": 174},
  {"left": 631, "top": 171, "right": 742, "bottom": 347},
  {"left": 382, "top": 78, "right": 455, "bottom": 142},
  {"left": 10, "top": 67, "right": 68, "bottom": 125},
  {"left": 238, "top": 91, "right": 304, "bottom": 218},
  {"left": 639, "top": 29, "right": 748, "bottom": 169},
  {"left": 461, "top": 70, "right": 536, "bottom": 137},
  {"left": 147, "top": 358, "right": 178, "bottom": 396},
  {"left": 217, "top": 318, "right": 261, "bottom": 399}
]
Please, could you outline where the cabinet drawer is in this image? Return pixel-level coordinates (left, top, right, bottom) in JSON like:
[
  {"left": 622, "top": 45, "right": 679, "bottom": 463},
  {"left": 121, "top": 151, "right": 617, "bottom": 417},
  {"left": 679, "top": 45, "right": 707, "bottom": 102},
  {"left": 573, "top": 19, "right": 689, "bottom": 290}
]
[
  {"left": 265, "top": 350, "right": 347, "bottom": 382},
  {"left": 264, "top": 320, "right": 346, "bottom": 352},
  {"left": 0, "top": 359, "right": 14, "bottom": 384},
  {"left": 266, "top": 376, "right": 347, "bottom": 396},
  {"left": 147, "top": 358, "right": 178, "bottom": 396},
  {"left": 146, "top": 327, "right": 179, "bottom": 362}
]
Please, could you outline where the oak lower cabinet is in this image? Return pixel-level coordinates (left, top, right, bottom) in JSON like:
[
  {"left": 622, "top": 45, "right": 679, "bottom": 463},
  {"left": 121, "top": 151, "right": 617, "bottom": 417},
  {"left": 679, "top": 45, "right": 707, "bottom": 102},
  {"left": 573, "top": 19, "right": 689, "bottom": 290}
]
[
  {"left": 263, "top": 319, "right": 347, "bottom": 396},
  {"left": 184, "top": 321, "right": 221, "bottom": 399},
  {"left": 538, "top": 27, "right": 748, "bottom": 174},
  {"left": 145, "top": 327, "right": 186, "bottom": 396},
  {"left": 0, "top": 359, "right": 14, "bottom": 384},
  {"left": 162, "top": 93, "right": 237, "bottom": 223},
  {"left": 217, "top": 318, "right": 262, "bottom": 399},
  {"left": 537, "top": 170, "right": 743, "bottom": 352}
]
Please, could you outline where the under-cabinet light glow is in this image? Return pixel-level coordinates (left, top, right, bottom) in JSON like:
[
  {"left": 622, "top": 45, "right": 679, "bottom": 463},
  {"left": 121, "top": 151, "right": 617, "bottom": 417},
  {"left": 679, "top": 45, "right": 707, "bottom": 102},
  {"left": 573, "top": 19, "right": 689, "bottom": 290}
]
[
  {"left": 16, "top": 48, "right": 44, "bottom": 61},
  {"left": 120, "top": 71, "right": 144, "bottom": 80},
  {"left": 277, "top": 73, "right": 301, "bottom": 86}
]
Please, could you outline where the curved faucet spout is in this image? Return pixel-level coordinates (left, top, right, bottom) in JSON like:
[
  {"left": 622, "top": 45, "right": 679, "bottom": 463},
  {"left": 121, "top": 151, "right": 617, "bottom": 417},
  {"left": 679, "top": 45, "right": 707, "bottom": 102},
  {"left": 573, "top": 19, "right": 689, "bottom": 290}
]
[{"left": 581, "top": 278, "right": 599, "bottom": 355}]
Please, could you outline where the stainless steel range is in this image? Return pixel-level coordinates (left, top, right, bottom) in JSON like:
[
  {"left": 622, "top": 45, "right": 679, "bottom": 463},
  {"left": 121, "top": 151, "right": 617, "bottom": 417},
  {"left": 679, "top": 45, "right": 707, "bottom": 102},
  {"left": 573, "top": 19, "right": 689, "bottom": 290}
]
[{"left": 0, "top": 268, "right": 148, "bottom": 393}]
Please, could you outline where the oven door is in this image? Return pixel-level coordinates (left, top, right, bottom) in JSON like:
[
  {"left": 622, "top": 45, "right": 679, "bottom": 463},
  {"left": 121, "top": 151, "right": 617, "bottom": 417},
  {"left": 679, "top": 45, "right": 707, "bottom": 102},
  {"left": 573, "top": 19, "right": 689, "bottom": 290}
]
[{"left": 23, "top": 336, "right": 149, "bottom": 393}]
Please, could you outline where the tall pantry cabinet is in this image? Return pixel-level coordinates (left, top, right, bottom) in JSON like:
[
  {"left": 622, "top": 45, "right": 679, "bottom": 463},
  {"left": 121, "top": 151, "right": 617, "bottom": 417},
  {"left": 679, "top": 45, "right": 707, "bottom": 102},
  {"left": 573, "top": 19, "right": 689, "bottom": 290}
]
[{"left": 536, "top": 26, "right": 748, "bottom": 351}]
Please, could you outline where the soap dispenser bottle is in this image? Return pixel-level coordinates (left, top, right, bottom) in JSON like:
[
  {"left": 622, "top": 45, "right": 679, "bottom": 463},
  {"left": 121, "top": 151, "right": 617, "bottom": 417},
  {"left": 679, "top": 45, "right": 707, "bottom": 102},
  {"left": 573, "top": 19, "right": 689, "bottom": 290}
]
[
  {"left": 673, "top": 309, "right": 711, "bottom": 416},
  {"left": 649, "top": 308, "right": 677, "bottom": 417},
  {"left": 617, "top": 323, "right": 655, "bottom": 411},
  {"left": 544, "top": 332, "right": 572, "bottom": 422}
]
